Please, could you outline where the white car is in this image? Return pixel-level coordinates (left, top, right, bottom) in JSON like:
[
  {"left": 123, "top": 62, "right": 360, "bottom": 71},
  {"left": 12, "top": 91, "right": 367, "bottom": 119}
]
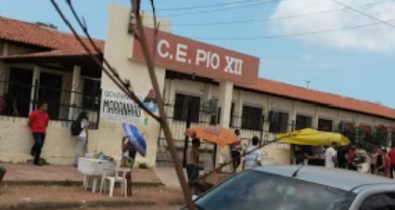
[{"left": 182, "top": 165, "right": 395, "bottom": 210}]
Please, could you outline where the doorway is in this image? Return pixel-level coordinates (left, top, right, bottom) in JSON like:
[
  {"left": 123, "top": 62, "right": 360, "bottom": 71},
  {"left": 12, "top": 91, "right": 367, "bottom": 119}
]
[
  {"left": 8, "top": 68, "right": 33, "bottom": 117},
  {"left": 38, "top": 72, "right": 63, "bottom": 119}
]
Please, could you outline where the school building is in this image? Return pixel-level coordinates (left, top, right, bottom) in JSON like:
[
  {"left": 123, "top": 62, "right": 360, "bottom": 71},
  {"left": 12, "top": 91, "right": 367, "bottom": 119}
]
[{"left": 1, "top": 4, "right": 395, "bottom": 170}]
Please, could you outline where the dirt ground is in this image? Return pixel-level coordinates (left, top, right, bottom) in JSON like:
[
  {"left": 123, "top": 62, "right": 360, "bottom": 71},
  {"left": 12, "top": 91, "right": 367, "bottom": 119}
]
[{"left": 0, "top": 185, "right": 184, "bottom": 210}]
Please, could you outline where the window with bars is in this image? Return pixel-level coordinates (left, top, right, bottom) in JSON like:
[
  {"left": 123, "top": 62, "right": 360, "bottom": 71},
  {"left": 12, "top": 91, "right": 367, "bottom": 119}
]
[
  {"left": 318, "top": 118, "right": 333, "bottom": 131},
  {"left": 173, "top": 93, "right": 200, "bottom": 123},
  {"left": 82, "top": 79, "right": 101, "bottom": 111},
  {"left": 241, "top": 105, "right": 263, "bottom": 131},
  {"left": 269, "top": 111, "right": 289, "bottom": 133},
  {"left": 295, "top": 115, "right": 312, "bottom": 130}
]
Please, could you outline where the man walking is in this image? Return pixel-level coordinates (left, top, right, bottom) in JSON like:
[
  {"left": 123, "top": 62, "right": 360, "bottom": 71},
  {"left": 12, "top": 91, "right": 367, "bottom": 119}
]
[
  {"left": 230, "top": 129, "right": 242, "bottom": 172},
  {"left": 325, "top": 142, "right": 338, "bottom": 168},
  {"left": 243, "top": 136, "right": 262, "bottom": 170},
  {"left": 186, "top": 138, "right": 201, "bottom": 184},
  {"left": 28, "top": 102, "right": 49, "bottom": 166}
]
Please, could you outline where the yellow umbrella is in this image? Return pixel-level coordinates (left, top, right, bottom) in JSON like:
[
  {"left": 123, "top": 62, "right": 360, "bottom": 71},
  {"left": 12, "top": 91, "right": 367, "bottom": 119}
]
[{"left": 276, "top": 128, "right": 350, "bottom": 146}]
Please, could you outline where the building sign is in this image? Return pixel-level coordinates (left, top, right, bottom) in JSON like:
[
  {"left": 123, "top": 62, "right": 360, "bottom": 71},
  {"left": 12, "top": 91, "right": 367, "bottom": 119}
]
[
  {"left": 101, "top": 89, "right": 158, "bottom": 125},
  {"left": 132, "top": 27, "right": 260, "bottom": 85}
]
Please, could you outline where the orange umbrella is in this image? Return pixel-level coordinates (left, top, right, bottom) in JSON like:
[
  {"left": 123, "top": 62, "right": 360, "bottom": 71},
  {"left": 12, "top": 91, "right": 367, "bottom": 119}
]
[{"left": 185, "top": 126, "right": 240, "bottom": 147}]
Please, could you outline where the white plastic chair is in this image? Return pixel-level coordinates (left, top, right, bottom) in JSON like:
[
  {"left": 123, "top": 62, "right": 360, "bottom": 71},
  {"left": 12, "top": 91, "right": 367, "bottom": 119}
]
[{"left": 99, "top": 168, "right": 131, "bottom": 197}]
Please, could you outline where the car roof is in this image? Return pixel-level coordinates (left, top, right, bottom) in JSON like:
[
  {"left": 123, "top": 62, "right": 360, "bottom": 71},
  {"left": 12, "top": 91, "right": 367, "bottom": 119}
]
[{"left": 252, "top": 165, "right": 395, "bottom": 191}]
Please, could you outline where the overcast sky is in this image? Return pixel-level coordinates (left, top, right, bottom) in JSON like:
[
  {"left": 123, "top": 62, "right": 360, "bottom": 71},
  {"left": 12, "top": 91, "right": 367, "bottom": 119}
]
[{"left": 1, "top": 0, "right": 395, "bottom": 107}]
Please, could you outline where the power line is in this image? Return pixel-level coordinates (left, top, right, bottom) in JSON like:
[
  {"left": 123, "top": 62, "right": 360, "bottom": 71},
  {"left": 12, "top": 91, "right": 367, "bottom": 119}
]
[
  {"left": 161, "top": 0, "right": 280, "bottom": 17},
  {"left": 49, "top": 0, "right": 161, "bottom": 122},
  {"left": 191, "top": 18, "right": 395, "bottom": 40},
  {"left": 329, "top": 0, "right": 395, "bottom": 28},
  {"left": 152, "top": 0, "right": 392, "bottom": 27},
  {"left": 157, "top": 0, "right": 264, "bottom": 11}
]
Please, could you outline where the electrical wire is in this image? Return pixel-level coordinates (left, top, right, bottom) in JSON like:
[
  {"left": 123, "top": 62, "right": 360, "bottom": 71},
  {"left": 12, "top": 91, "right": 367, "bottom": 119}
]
[
  {"left": 161, "top": 0, "right": 280, "bottom": 17},
  {"left": 148, "top": 0, "right": 392, "bottom": 27},
  {"left": 50, "top": 0, "right": 161, "bottom": 122},
  {"left": 329, "top": 0, "right": 395, "bottom": 28},
  {"left": 191, "top": 18, "right": 395, "bottom": 40},
  {"left": 157, "top": 0, "right": 265, "bottom": 11}
]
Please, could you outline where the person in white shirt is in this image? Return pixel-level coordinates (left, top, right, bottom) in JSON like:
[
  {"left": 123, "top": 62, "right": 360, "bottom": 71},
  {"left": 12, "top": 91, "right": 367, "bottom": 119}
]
[
  {"left": 325, "top": 142, "right": 338, "bottom": 168},
  {"left": 243, "top": 136, "right": 263, "bottom": 170},
  {"left": 74, "top": 111, "right": 89, "bottom": 167}
]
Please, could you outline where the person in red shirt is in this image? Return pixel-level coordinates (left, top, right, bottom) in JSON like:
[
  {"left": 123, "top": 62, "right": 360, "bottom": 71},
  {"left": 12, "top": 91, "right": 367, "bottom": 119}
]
[
  {"left": 28, "top": 102, "right": 49, "bottom": 166},
  {"left": 388, "top": 145, "right": 395, "bottom": 178},
  {"left": 376, "top": 149, "right": 390, "bottom": 177}
]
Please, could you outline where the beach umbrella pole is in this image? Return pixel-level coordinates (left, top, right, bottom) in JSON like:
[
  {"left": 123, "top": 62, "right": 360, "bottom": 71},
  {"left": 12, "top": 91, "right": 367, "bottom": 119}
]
[{"left": 131, "top": 1, "right": 195, "bottom": 209}]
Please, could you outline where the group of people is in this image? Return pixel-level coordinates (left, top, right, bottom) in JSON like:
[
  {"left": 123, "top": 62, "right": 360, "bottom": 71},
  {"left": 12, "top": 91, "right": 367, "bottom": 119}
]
[
  {"left": 27, "top": 102, "right": 89, "bottom": 166},
  {"left": 185, "top": 130, "right": 263, "bottom": 185},
  {"left": 294, "top": 142, "right": 395, "bottom": 178}
]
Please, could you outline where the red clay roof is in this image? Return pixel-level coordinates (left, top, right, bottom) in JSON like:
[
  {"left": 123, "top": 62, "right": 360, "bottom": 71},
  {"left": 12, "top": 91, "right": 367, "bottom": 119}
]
[
  {"left": 1, "top": 16, "right": 394, "bottom": 120},
  {"left": 242, "top": 79, "right": 395, "bottom": 120},
  {"left": 0, "top": 16, "right": 103, "bottom": 58}
]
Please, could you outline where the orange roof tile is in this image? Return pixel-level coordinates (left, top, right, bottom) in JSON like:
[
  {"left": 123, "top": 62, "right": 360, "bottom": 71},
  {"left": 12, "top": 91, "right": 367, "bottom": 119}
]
[
  {"left": 242, "top": 79, "right": 395, "bottom": 120},
  {"left": 0, "top": 16, "right": 103, "bottom": 58}
]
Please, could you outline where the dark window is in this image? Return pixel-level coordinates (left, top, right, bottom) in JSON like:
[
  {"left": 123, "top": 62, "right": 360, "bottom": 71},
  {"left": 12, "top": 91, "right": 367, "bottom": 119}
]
[
  {"left": 360, "top": 192, "right": 395, "bottom": 210},
  {"left": 7, "top": 68, "right": 33, "bottom": 117},
  {"left": 269, "top": 111, "right": 289, "bottom": 133},
  {"left": 82, "top": 79, "right": 101, "bottom": 110},
  {"left": 38, "top": 73, "right": 62, "bottom": 119},
  {"left": 296, "top": 115, "right": 312, "bottom": 130},
  {"left": 0, "top": 42, "right": 3, "bottom": 56},
  {"left": 173, "top": 93, "right": 200, "bottom": 123},
  {"left": 241, "top": 105, "right": 263, "bottom": 130},
  {"left": 318, "top": 118, "right": 333, "bottom": 131}
]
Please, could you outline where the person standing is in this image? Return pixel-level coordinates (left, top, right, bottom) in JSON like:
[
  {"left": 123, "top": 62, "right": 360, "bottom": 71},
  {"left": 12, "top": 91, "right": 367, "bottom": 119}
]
[
  {"left": 121, "top": 136, "right": 136, "bottom": 196},
  {"left": 293, "top": 145, "right": 305, "bottom": 165},
  {"left": 243, "top": 136, "right": 262, "bottom": 170},
  {"left": 186, "top": 138, "right": 201, "bottom": 184},
  {"left": 370, "top": 147, "right": 380, "bottom": 174},
  {"left": 28, "top": 102, "right": 49, "bottom": 166},
  {"left": 384, "top": 150, "right": 391, "bottom": 178},
  {"left": 74, "top": 111, "right": 89, "bottom": 167},
  {"left": 388, "top": 145, "right": 395, "bottom": 178},
  {"left": 347, "top": 146, "right": 358, "bottom": 171},
  {"left": 325, "top": 142, "right": 337, "bottom": 168},
  {"left": 337, "top": 146, "right": 348, "bottom": 169},
  {"left": 230, "top": 129, "right": 242, "bottom": 172},
  {"left": 0, "top": 165, "right": 6, "bottom": 183},
  {"left": 376, "top": 149, "right": 389, "bottom": 177}
]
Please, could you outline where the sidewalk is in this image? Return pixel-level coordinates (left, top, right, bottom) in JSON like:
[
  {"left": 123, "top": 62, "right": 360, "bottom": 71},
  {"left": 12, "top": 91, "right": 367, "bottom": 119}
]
[
  {"left": 0, "top": 163, "right": 183, "bottom": 210},
  {"left": 1, "top": 163, "right": 162, "bottom": 185}
]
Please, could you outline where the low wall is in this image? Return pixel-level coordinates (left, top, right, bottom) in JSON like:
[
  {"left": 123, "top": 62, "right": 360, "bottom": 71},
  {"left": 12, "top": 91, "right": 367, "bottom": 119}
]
[{"left": 0, "top": 116, "right": 80, "bottom": 165}]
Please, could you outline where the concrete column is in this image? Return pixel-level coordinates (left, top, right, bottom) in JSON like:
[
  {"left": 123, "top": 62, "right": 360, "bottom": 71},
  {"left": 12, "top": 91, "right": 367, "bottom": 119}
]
[
  {"left": 234, "top": 89, "right": 243, "bottom": 128},
  {"left": 217, "top": 80, "right": 233, "bottom": 170},
  {"left": 68, "top": 65, "right": 81, "bottom": 120},
  {"left": 264, "top": 96, "right": 272, "bottom": 134},
  {"left": 219, "top": 81, "right": 233, "bottom": 128},
  {"left": 29, "top": 66, "right": 40, "bottom": 113},
  {"left": 291, "top": 102, "right": 297, "bottom": 131},
  {"left": 312, "top": 106, "right": 319, "bottom": 130},
  {"left": 2, "top": 43, "right": 8, "bottom": 56},
  {"left": 203, "top": 83, "right": 212, "bottom": 102},
  {"left": 334, "top": 110, "right": 341, "bottom": 131}
]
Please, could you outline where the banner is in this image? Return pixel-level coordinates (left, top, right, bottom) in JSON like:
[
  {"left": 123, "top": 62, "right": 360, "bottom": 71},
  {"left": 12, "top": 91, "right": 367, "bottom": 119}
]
[{"left": 101, "top": 89, "right": 157, "bottom": 125}]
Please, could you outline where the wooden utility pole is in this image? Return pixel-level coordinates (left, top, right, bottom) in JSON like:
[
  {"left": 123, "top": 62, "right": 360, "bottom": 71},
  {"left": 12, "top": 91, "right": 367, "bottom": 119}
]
[{"left": 130, "top": 1, "right": 196, "bottom": 209}]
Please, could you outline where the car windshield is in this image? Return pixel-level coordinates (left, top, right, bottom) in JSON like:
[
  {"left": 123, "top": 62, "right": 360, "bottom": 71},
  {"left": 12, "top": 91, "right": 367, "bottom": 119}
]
[{"left": 195, "top": 170, "right": 355, "bottom": 210}]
